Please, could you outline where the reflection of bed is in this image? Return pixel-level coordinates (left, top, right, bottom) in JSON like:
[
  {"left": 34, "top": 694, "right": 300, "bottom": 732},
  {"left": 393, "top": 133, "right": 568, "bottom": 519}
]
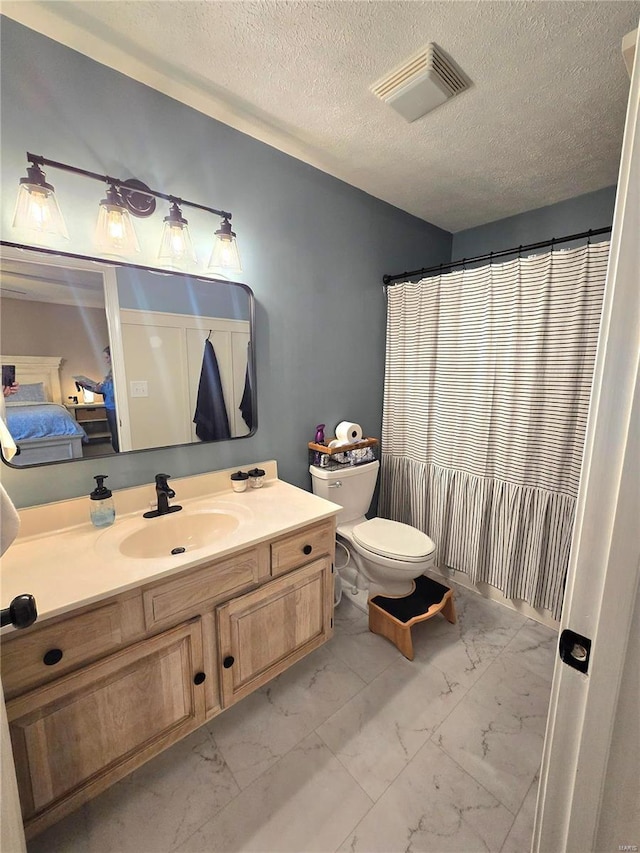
[{"left": 2, "top": 355, "right": 86, "bottom": 466}]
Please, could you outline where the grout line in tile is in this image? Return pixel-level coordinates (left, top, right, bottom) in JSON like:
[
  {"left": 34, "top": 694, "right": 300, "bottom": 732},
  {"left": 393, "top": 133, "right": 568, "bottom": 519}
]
[
  {"left": 430, "top": 738, "right": 519, "bottom": 819},
  {"left": 498, "top": 772, "right": 540, "bottom": 853},
  {"left": 431, "top": 723, "right": 541, "bottom": 821}
]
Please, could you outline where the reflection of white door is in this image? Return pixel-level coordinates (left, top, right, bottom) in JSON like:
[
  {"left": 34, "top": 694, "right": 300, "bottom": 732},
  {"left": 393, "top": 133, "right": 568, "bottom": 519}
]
[
  {"left": 120, "top": 323, "right": 191, "bottom": 450},
  {"left": 120, "top": 310, "right": 250, "bottom": 447},
  {"left": 534, "top": 29, "right": 639, "bottom": 853}
]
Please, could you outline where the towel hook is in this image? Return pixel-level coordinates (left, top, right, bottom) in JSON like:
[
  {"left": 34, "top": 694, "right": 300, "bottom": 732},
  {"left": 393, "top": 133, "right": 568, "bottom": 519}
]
[{"left": 206, "top": 329, "right": 212, "bottom": 341}]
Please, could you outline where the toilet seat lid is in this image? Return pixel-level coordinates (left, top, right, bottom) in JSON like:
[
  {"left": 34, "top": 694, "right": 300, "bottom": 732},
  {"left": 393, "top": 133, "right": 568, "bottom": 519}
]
[{"left": 352, "top": 518, "right": 436, "bottom": 562}]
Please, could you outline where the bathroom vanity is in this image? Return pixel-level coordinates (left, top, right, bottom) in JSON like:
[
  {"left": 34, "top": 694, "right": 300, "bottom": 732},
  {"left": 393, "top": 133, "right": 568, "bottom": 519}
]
[{"left": 0, "top": 462, "right": 338, "bottom": 839}]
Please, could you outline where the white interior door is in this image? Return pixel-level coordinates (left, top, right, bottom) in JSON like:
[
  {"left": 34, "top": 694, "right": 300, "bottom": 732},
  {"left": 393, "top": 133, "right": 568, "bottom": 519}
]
[{"left": 533, "top": 27, "right": 640, "bottom": 853}]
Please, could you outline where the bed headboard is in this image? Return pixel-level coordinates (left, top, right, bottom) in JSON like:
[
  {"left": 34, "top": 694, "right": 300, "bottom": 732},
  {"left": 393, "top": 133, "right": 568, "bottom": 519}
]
[{"left": 1, "top": 355, "right": 64, "bottom": 404}]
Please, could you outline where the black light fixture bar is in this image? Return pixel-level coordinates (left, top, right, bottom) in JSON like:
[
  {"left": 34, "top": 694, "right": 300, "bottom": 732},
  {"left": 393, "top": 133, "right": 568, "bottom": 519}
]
[{"left": 26, "top": 152, "right": 232, "bottom": 221}]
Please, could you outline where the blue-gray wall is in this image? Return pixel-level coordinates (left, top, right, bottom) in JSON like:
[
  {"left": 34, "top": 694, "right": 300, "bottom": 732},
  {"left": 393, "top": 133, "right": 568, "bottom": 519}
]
[
  {"left": 452, "top": 186, "right": 617, "bottom": 260},
  {"left": 0, "top": 18, "right": 452, "bottom": 507},
  {"left": 116, "top": 269, "right": 251, "bottom": 321}
]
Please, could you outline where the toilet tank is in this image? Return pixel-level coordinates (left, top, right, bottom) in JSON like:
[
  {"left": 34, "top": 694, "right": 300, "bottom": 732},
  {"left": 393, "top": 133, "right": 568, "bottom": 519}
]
[{"left": 309, "top": 460, "right": 379, "bottom": 523}]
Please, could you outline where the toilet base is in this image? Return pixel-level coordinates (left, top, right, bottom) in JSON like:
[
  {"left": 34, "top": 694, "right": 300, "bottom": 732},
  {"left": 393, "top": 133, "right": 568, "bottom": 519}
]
[
  {"left": 368, "top": 577, "right": 417, "bottom": 598},
  {"left": 368, "top": 575, "right": 457, "bottom": 660}
]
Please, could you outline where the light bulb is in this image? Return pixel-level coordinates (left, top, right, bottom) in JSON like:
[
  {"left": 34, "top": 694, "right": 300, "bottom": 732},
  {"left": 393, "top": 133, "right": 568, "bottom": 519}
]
[
  {"left": 208, "top": 217, "right": 242, "bottom": 274},
  {"left": 94, "top": 185, "right": 140, "bottom": 256},
  {"left": 157, "top": 202, "right": 196, "bottom": 268},
  {"left": 12, "top": 163, "right": 69, "bottom": 239}
]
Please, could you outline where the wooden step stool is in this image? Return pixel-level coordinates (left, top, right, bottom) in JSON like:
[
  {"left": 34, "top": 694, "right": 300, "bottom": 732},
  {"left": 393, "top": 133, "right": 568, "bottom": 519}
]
[{"left": 368, "top": 575, "right": 457, "bottom": 660}]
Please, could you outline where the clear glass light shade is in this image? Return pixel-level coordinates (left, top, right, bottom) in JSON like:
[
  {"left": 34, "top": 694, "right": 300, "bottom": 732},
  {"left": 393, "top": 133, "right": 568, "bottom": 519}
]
[
  {"left": 12, "top": 182, "right": 69, "bottom": 239},
  {"left": 157, "top": 214, "right": 197, "bottom": 268},
  {"left": 208, "top": 232, "right": 242, "bottom": 274},
  {"left": 94, "top": 200, "right": 140, "bottom": 256}
]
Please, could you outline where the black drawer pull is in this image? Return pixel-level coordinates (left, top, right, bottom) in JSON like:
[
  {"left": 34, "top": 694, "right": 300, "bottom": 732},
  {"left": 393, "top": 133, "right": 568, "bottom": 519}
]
[
  {"left": 43, "top": 648, "right": 63, "bottom": 666},
  {"left": 193, "top": 672, "right": 206, "bottom": 685},
  {"left": 223, "top": 655, "right": 235, "bottom": 668},
  {"left": 303, "top": 544, "right": 313, "bottom": 555}
]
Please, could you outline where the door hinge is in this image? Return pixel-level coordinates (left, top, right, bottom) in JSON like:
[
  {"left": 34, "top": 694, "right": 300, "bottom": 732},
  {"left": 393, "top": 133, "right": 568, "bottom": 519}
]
[
  {"left": 330, "top": 617, "right": 333, "bottom": 628},
  {"left": 331, "top": 563, "right": 334, "bottom": 573},
  {"left": 559, "top": 629, "right": 592, "bottom": 674}
]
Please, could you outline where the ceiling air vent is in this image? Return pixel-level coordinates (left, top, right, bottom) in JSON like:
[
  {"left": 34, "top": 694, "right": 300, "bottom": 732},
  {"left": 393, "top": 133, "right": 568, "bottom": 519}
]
[{"left": 371, "top": 43, "right": 470, "bottom": 122}]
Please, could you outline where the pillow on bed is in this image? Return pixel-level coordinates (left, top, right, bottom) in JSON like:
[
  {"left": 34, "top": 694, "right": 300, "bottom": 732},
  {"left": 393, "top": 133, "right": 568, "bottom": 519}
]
[{"left": 5, "top": 382, "right": 47, "bottom": 404}]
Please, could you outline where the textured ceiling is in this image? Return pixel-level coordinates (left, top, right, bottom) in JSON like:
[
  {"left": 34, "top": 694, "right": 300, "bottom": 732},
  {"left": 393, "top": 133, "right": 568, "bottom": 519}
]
[{"left": 4, "top": 1, "right": 639, "bottom": 232}]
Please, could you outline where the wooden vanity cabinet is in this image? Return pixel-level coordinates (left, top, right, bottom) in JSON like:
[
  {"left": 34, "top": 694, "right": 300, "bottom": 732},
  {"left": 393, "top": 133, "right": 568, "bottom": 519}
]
[
  {"left": 218, "top": 557, "right": 333, "bottom": 706},
  {"left": 8, "top": 620, "right": 205, "bottom": 838},
  {"left": 1, "top": 590, "right": 145, "bottom": 701},
  {"left": 2, "top": 517, "right": 335, "bottom": 840}
]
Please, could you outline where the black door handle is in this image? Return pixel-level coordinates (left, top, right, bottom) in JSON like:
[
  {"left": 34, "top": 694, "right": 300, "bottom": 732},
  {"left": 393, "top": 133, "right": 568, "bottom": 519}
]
[{"left": 0, "top": 594, "right": 37, "bottom": 629}]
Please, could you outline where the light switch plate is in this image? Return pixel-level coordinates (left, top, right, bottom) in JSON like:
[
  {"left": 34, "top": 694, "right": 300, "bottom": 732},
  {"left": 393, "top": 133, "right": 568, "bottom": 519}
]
[{"left": 130, "top": 380, "right": 148, "bottom": 398}]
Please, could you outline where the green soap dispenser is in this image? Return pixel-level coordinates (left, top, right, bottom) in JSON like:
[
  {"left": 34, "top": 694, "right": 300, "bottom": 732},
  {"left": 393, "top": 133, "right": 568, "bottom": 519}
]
[{"left": 90, "top": 475, "right": 115, "bottom": 528}]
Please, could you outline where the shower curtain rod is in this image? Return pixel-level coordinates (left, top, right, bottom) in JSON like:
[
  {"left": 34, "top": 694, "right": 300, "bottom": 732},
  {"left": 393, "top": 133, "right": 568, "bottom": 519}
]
[{"left": 382, "top": 226, "right": 612, "bottom": 286}]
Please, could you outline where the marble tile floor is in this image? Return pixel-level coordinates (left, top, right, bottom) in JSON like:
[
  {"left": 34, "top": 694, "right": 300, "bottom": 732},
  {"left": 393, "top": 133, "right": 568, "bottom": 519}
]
[{"left": 28, "top": 581, "right": 557, "bottom": 853}]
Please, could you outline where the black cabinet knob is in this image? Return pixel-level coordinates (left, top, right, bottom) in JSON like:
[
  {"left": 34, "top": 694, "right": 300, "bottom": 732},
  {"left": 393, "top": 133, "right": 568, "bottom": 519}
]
[
  {"left": 193, "top": 672, "right": 206, "bottom": 685},
  {"left": 303, "top": 544, "right": 313, "bottom": 555},
  {"left": 223, "top": 655, "right": 235, "bottom": 669},
  {"left": 43, "top": 648, "right": 63, "bottom": 666}
]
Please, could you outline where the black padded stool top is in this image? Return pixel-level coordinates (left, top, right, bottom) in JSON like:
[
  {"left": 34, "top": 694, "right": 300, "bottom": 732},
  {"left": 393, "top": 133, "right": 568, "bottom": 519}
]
[{"left": 370, "top": 575, "right": 451, "bottom": 623}]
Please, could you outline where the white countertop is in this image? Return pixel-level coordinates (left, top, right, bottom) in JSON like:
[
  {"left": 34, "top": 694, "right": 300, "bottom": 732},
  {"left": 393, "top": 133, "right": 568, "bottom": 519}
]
[{"left": 1, "top": 462, "right": 341, "bottom": 628}]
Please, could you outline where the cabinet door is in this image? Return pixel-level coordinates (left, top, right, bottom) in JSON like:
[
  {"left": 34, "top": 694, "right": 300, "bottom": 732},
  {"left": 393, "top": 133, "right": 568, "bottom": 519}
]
[
  {"left": 7, "top": 620, "right": 205, "bottom": 839},
  {"left": 217, "top": 558, "right": 333, "bottom": 707}
]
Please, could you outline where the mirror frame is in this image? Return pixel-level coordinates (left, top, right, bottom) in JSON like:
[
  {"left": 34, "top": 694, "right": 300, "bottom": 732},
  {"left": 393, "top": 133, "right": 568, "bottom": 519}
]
[{"left": 0, "top": 240, "right": 257, "bottom": 467}]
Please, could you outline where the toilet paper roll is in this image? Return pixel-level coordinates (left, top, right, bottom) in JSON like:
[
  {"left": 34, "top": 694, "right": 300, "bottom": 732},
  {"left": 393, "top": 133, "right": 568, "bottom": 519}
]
[{"left": 335, "top": 421, "right": 363, "bottom": 444}]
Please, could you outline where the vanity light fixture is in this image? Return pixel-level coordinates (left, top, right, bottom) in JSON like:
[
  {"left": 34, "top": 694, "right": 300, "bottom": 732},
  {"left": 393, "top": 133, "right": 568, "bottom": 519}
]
[
  {"left": 12, "top": 161, "right": 69, "bottom": 240},
  {"left": 13, "top": 153, "right": 242, "bottom": 273},
  {"left": 157, "top": 201, "right": 197, "bottom": 268}
]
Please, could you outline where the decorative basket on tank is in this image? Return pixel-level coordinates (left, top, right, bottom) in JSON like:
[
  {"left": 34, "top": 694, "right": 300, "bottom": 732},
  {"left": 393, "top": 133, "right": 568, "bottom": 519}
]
[{"left": 308, "top": 437, "right": 379, "bottom": 472}]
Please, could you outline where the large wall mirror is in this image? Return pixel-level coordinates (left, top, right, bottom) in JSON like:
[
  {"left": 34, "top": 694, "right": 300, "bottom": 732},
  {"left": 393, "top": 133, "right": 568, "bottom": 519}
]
[{"left": 0, "top": 244, "right": 256, "bottom": 467}]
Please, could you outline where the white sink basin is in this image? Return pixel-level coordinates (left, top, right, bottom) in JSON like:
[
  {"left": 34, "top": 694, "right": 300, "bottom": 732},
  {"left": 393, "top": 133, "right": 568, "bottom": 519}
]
[{"left": 98, "top": 504, "right": 251, "bottom": 560}]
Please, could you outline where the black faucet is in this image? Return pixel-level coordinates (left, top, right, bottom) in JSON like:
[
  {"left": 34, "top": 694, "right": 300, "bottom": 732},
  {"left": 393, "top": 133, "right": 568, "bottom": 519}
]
[{"left": 143, "top": 473, "right": 183, "bottom": 518}]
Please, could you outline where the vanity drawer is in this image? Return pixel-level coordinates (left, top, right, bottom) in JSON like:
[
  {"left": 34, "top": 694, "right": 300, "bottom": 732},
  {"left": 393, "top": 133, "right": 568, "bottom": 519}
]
[
  {"left": 270, "top": 521, "right": 335, "bottom": 578},
  {"left": 1, "top": 596, "right": 142, "bottom": 699},
  {"left": 143, "top": 546, "right": 268, "bottom": 629}
]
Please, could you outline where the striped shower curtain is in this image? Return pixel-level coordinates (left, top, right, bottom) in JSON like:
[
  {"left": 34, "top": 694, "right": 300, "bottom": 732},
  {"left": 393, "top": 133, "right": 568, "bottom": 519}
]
[{"left": 379, "top": 242, "right": 609, "bottom": 619}]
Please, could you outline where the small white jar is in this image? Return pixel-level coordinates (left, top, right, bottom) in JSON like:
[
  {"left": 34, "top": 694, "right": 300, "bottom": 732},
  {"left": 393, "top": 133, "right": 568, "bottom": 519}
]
[
  {"left": 230, "top": 471, "right": 249, "bottom": 492},
  {"left": 247, "top": 467, "right": 266, "bottom": 488}
]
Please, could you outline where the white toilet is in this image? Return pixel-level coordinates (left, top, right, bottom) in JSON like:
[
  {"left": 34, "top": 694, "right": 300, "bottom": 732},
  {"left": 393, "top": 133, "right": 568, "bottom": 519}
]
[{"left": 309, "top": 459, "right": 436, "bottom": 597}]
